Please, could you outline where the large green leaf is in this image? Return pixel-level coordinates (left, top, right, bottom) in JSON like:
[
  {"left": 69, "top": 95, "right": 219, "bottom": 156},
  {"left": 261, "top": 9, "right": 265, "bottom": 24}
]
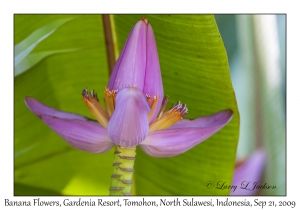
[
  {"left": 14, "top": 14, "right": 239, "bottom": 195},
  {"left": 14, "top": 14, "right": 112, "bottom": 195}
]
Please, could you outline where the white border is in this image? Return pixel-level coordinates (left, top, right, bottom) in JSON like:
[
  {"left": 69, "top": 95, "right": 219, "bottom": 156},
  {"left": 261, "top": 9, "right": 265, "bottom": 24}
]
[{"left": 1, "top": 1, "right": 299, "bottom": 209}]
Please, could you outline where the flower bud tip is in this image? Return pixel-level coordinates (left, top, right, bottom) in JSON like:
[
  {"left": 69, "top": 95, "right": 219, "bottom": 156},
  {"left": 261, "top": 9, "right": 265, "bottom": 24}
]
[{"left": 141, "top": 17, "right": 148, "bottom": 24}]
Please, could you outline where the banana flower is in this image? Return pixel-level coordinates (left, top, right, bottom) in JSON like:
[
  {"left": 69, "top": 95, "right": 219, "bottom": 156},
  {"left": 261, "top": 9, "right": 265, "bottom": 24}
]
[{"left": 25, "top": 17, "right": 233, "bottom": 195}]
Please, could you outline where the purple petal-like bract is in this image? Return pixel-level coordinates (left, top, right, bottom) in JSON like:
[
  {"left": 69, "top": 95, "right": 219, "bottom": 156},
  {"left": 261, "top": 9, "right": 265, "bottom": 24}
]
[
  {"left": 25, "top": 97, "right": 114, "bottom": 153},
  {"left": 108, "top": 20, "right": 147, "bottom": 91},
  {"left": 41, "top": 115, "right": 114, "bottom": 153},
  {"left": 230, "top": 149, "right": 266, "bottom": 196},
  {"left": 167, "top": 109, "right": 233, "bottom": 129},
  {"left": 25, "top": 96, "right": 91, "bottom": 121},
  {"left": 107, "top": 87, "right": 150, "bottom": 147},
  {"left": 140, "top": 110, "right": 233, "bottom": 157},
  {"left": 108, "top": 19, "right": 163, "bottom": 122},
  {"left": 143, "top": 23, "right": 164, "bottom": 122}
]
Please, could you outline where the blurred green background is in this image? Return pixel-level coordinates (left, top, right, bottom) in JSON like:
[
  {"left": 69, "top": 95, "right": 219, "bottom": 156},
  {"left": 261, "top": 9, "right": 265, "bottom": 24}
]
[
  {"left": 215, "top": 15, "right": 286, "bottom": 195},
  {"left": 14, "top": 14, "right": 285, "bottom": 195}
]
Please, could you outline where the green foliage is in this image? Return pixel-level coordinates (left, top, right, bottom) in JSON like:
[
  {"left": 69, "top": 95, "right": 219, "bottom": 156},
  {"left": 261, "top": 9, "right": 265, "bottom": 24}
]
[{"left": 14, "top": 15, "right": 239, "bottom": 195}]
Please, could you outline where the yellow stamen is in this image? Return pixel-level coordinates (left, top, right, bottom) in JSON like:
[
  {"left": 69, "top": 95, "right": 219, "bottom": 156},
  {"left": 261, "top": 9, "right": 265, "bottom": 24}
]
[
  {"left": 147, "top": 95, "right": 158, "bottom": 122},
  {"left": 82, "top": 92, "right": 109, "bottom": 128},
  {"left": 158, "top": 96, "right": 168, "bottom": 119},
  {"left": 104, "top": 88, "right": 117, "bottom": 118},
  {"left": 146, "top": 94, "right": 151, "bottom": 105},
  {"left": 149, "top": 101, "right": 188, "bottom": 132},
  {"left": 149, "top": 110, "right": 183, "bottom": 132}
]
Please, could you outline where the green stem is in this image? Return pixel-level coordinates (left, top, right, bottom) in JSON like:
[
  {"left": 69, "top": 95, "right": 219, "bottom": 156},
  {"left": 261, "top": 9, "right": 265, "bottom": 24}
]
[{"left": 109, "top": 146, "right": 136, "bottom": 195}]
